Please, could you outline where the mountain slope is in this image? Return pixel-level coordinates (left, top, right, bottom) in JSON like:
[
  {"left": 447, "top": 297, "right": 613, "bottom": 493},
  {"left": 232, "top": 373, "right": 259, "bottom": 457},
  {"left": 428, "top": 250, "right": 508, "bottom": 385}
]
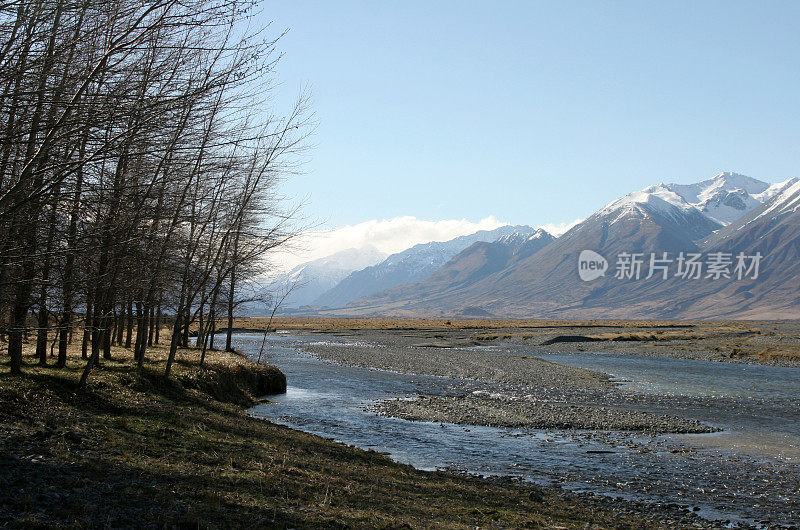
[
  {"left": 354, "top": 229, "right": 555, "bottom": 308},
  {"left": 312, "top": 225, "right": 535, "bottom": 308},
  {"left": 652, "top": 178, "right": 800, "bottom": 318}
]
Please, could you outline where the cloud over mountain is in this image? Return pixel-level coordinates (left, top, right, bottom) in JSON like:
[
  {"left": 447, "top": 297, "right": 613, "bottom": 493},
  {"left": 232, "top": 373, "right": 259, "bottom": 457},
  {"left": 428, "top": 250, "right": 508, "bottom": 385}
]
[{"left": 268, "top": 215, "right": 508, "bottom": 274}]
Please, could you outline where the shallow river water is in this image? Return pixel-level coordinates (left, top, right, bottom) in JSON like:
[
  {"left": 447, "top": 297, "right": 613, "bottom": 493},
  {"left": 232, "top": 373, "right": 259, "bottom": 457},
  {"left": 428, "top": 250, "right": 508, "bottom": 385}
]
[
  {"left": 530, "top": 351, "right": 800, "bottom": 464},
  {"left": 242, "top": 332, "right": 800, "bottom": 527}
]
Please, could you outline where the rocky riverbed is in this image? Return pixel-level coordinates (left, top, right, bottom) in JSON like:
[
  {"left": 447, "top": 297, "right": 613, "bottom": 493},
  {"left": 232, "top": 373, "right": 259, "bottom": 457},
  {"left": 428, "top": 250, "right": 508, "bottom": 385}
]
[
  {"left": 302, "top": 332, "right": 612, "bottom": 388},
  {"left": 300, "top": 330, "right": 720, "bottom": 434},
  {"left": 378, "top": 393, "right": 717, "bottom": 433}
]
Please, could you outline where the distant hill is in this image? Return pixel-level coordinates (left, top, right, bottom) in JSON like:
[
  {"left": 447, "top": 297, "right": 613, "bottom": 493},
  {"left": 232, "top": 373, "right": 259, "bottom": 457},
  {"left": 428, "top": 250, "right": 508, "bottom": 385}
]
[
  {"left": 311, "top": 225, "right": 537, "bottom": 308},
  {"left": 352, "top": 228, "right": 554, "bottom": 311},
  {"left": 259, "top": 245, "right": 386, "bottom": 310}
]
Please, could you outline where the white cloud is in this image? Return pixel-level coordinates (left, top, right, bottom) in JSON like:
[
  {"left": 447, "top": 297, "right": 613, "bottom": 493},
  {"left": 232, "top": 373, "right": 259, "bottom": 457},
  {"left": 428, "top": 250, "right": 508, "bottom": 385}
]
[
  {"left": 268, "top": 215, "right": 507, "bottom": 274},
  {"left": 537, "top": 219, "right": 582, "bottom": 236}
]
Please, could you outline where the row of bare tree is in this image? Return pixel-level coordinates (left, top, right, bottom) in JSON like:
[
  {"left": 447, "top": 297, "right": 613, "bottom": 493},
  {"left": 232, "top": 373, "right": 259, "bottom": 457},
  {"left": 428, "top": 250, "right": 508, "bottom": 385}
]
[{"left": 0, "top": 0, "right": 308, "bottom": 385}]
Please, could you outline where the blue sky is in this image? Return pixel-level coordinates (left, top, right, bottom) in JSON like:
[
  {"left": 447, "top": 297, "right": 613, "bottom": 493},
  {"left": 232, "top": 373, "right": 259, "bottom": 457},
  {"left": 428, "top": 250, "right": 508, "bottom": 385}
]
[{"left": 260, "top": 1, "right": 800, "bottom": 235}]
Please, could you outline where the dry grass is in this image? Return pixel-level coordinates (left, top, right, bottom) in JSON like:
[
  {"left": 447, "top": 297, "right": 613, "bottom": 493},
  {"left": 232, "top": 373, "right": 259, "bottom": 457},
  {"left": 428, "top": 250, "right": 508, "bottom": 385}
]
[
  {"left": 236, "top": 316, "right": 709, "bottom": 331},
  {"left": 755, "top": 346, "right": 800, "bottom": 362},
  {"left": 586, "top": 326, "right": 761, "bottom": 342},
  {"left": 473, "top": 331, "right": 545, "bottom": 341}
]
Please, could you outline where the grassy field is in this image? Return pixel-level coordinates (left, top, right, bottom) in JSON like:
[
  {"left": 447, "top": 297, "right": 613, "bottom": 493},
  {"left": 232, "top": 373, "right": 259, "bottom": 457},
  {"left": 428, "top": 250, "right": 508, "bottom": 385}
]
[{"left": 0, "top": 342, "right": 704, "bottom": 528}]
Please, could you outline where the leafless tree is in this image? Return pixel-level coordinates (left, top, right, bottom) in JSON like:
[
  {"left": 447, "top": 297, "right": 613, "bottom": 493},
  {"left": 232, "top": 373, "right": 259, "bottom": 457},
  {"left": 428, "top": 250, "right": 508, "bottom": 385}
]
[{"left": 0, "top": 0, "right": 310, "bottom": 385}]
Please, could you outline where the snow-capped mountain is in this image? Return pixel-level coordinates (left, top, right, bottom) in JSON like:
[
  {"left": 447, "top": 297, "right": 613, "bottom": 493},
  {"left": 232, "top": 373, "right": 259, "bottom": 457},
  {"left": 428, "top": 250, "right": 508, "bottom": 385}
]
[
  {"left": 345, "top": 182, "right": 724, "bottom": 316},
  {"left": 659, "top": 172, "right": 792, "bottom": 225},
  {"left": 261, "top": 245, "right": 386, "bottom": 309},
  {"left": 641, "top": 178, "right": 800, "bottom": 319},
  {"left": 311, "top": 225, "right": 537, "bottom": 308},
  {"left": 496, "top": 228, "right": 558, "bottom": 262},
  {"left": 593, "top": 183, "right": 724, "bottom": 242},
  {"left": 588, "top": 171, "right": 792, "bottom": 238},
  {"left": 705, "top": 177, "right": 800, "bottom": 250},
  {"left": 735, "top": 178, "right": 800, "bottom": 232},
  {"left": 339, "top": 172, "right": 800, "bottom": 319}
]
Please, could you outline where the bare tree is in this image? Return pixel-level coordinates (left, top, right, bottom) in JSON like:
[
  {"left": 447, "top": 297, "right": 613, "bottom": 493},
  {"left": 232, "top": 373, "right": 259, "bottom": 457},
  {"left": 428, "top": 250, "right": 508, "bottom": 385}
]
[{"left": 0, "top": 0, "right": 310, "bottom": 385}]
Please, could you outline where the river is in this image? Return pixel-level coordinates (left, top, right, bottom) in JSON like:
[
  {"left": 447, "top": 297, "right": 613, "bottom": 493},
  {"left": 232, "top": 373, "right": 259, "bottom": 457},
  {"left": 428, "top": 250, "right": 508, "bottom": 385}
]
[{"left": 241, "top": 332, "right": 800, "bottom": 527}]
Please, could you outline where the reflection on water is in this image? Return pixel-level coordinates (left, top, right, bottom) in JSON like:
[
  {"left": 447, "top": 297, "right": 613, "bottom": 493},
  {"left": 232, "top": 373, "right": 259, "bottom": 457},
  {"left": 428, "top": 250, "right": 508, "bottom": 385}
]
[{"left": 240, "top": 332, "right": 800, "bottom": 527}]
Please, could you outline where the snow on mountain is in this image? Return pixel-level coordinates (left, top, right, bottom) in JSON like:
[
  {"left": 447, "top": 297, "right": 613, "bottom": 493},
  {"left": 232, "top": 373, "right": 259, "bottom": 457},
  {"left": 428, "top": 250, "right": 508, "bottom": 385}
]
[
  {"left": 349, "top": 228, "right": 555, "bottom": 310},
  {"left": 528, "top": 229, "right": 552, "bottom": 240},
  {"left": 334, "top": 172, "right": 799, "bottom": 319},
  {"left": 665, "top": 176, "right": 800, "bottom": 319},
  {"left": 739, "top": 178, "right": 800, "bottom": 229},
  {"left": 660, "top": 172, "right": 786, "bottom": 225},
  {"left": 599, "top": 184, "right": 695, "bottom": 220},
  {"left": 261, "top": 245, "right": 386, "bottom": 309},
  {"left": 753, "top": 177, "right": 800, "bottom": 204},
  {"left": 495, "top": 229, "right": 548, "bottom": 246},
  {"left": 668, "top": 171, "right": 767, "bottom": 202},
  {"left": 592, "top": 183, "right": 723, "bottom": 241},
  {"left": 312, "top": 225, "right": 537, "bottom": 309},
  {"left": 497, "top": 228, "right": 557, "bottom": 262},
  {"left": 595, "top": 172, "right": 793, "bottom": 232}
]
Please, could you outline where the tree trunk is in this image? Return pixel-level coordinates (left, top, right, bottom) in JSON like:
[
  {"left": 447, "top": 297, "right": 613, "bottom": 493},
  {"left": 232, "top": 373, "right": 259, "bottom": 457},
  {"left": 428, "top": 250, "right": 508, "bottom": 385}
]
[
  {"left": 57, "top": 138, "right": 84, "bottom": 367},
  {"left": 181, "top": 313, "right": 190, "bottom": 348},
  {"left": 57, "top": 312, "right": 70, "bottom": 367},
  {"left": 81, "top": 295, "right": 92, "bottom": 360},
  {"left": 125, "top": 299, "right": 133, "bottom": 348},
  {"left": 36, "top": 186, "right": 60, "bottom": 366},
  {"left": 111, "top": 306, "right": 119, "bottom": 345},
  {"left": 36, "top": 308, "right": 49, "bottom": 366},
  {"left": 208, "top": 306, "right": 216, "bottom": 351},
  {"left": 115, "top": 305, "right": 124, "bottom": 345},
  {"left": 148, "top": 306, "right": 155, "bottom": 346},
  {"left": 136, "top": 304, "right": 149, "bottom": 367},
  {"left": 102, "top": 313, "right": 112, "bottom": 360},
  {"left": 7, "top": 1, "right": 66, "bottom": 374},
  {"left": 36, "top": 187, "right": 59, "bottom": 365},
  {"left": 195, "top": 294, "right": 204, "bottom": 348},
  {"left": 164, "top": 310, "right": 182, "bottom": 377},
  {"left": 78, "top": 336, "right": 100, "bottom": 390},
  {"left": 154, "top": 297, "right": 162, "bottom": 345},
  {"left": 224, "top": 217, "right": 243, "bottom": 353},
  {"left": 7, "top": 299, "right": 28, "bottom": 375}
]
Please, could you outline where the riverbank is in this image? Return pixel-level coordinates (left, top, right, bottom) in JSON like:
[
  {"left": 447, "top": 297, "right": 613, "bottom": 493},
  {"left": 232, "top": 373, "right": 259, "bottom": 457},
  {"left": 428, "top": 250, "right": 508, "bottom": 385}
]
[
  {"left": 233, "top": 317, "right": 800, "bottom": 366},
  {"left": 0, "top": 344, "right": 711, "bottom": 528}
]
